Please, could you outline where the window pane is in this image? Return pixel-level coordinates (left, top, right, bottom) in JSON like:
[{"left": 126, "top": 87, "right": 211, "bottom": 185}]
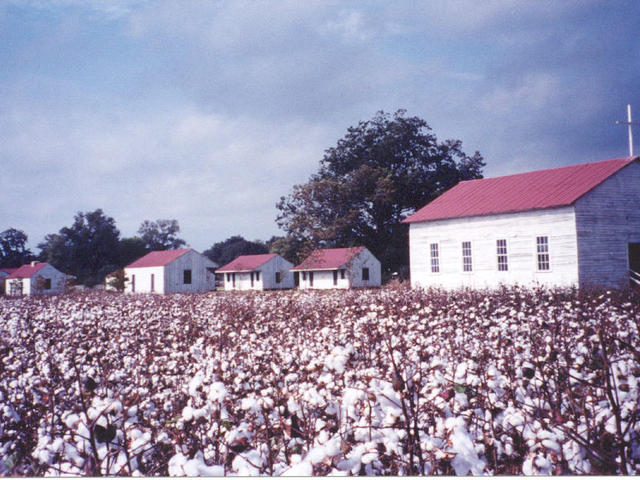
[
  {"left": 462, "top": 241, "right": 472, "bottom": 272},
  {"left": 362, "top": 268, "right": 370, "bottom": 281},
  {"left": 430, "top": 243, "right": 439, "bottom": 273},
  {"left": 497, "top": 239, "right": 508, "bottom": 271},
  {"left": 184, "top": 269, "right": 192, "bottom": 284},
  {"left": 536, "top": 236, "right": 550, "bottom": 270}
]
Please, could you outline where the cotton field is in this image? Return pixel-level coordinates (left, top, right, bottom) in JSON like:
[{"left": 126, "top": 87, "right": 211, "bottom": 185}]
[{"left": 1, "top": 286, "right": 639, "bottom": 476}]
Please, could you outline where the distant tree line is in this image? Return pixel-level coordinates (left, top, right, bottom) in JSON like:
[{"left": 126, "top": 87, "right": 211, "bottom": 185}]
[
  {"left": 2, "top": 109, "right": 484, "bottom": 286},
  {"left": 0, "top": 213, "right": 191, "bottom": 287}
]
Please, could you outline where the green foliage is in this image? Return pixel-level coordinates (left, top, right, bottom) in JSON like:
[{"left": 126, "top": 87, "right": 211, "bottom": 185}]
[
  {"left": 276, "top": 109, "right": 485, "bottom": 276},
  {"left": 106, "top": 269, "right": 127, "bottom": 292},
  {"left": 0, "top": 228, "right": 35, "bottom": 268},
  {"left": 137, "top": 219, "right": 186, "bottom": 251},
  {"left": 203, "top": 235, "right": 268, "bottom": 266},
  {"left": 38, "top": 209, "right": 121, "bottom": 287},
  {"left": 265, "top": 235, "right": 307, "bottom": 265},
  {"left": 118, "top": 237, "right": 149, "bottom": 266}
]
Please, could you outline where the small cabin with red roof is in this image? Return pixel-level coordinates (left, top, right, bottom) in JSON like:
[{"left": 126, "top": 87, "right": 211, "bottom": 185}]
[
  {"left": 292, "top": 247, "right": 381, "bottom": 289},
  {"left": 4, "top": 262, "right": 67, "bottom": 295},
  {"left": 124, "top": 248, "right": 218, "bottom": 294},
  {"left": 216, "top": 253, "right": 294, "bottom": 290},
  {"left": 404, "top": 157, "right": 640, "bottom": 289},
  {"left": 0, "top": 268, "right": 17, "bottom": 295}
]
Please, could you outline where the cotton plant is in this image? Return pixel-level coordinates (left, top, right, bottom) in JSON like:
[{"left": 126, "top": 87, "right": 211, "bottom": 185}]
[{"left": 1, "top": 286, "right": 640, "bottom": 475}]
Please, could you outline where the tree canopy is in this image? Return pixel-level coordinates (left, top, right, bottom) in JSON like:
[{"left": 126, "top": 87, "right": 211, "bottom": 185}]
[
  {"left": 137, "top": 219, "right": 187, "bottom": 251},
  {"left": 118, "top": 237, "right": 149, "bottom": 267},
  {"left": 276, "top": 109, "right": 485, "bottom": 276},
  {"left": 38, "top": 209, "right": 121, "bottom": 286},
  {"left": 204, "top": 235, "right": 268, "bottom": 267},
  {"left": 0, "top": 228, "right": 35, "bottom": 268}
]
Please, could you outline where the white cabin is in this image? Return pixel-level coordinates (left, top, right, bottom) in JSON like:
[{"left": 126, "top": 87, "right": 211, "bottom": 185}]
[
  {"left": 4, "top": 262, "right": 68, "bottom": 295},
  {"left": 216, "top": 253, "right": 294, "bottom": 290},
  {"left": 404, "top": 157, "right": 640, "bottom": 290},
  {"left": 292, "top": 247, "right": 381, "bottom": 289},
  {"left": 124, "top": 248, "right": 218, "bottom": 294},
  {"left": 0, "top": 268, "right": 15, "bottom": 295}
]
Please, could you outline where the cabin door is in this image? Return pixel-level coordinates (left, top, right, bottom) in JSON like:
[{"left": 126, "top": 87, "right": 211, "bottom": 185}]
[{"left": 629, "top": 243, "right": 640, "bottom": 287}]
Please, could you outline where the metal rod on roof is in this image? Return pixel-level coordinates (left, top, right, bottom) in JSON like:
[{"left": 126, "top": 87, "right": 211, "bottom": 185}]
[{"left": 616, "top": 104, "right": 640, "bottom": 157}]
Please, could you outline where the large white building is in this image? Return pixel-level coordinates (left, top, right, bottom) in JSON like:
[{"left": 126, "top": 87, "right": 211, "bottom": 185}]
[
  {"left": 404, "top": 157, "right": 640, "bottom": 290},
  {"left": 124, "top": 249, "right": 218, "bottom": 294},
  {"left": 4, "top": 262, "right": 68, "bottom": 295},
  {"left": 292, "top": 247, "right": 381, "bottom": 289},
  {"left": 216, "top": 253, "right": 294, "bottom": 290}
]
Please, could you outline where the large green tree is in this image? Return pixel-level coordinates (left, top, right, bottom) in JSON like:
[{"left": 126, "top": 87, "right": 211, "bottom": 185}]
[
  {"left": 204, "top": 235, "right": 268, "bottom": 267},
  {"left": 118, "top": 237, "right": 149, "bottom": 266},
  {"left": 0, "top": 228, "right": 35, "bottom": 268},
  {"left": 38, "top": 209, "right": 121, "bottom": 286},
  {"left": 137, "top": 219, "right": 186, "bottom": 251},
  {"left": 276, "top": 109, "right": 485, "bottom": 277}
]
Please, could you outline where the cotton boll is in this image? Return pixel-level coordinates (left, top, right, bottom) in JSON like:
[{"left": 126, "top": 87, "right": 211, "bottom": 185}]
[
  {"left": 283, "top": 460, "right": 313, "bottom": 476},
  {"left": 207, "top": 381, "right": 227, "bottom": 403},
  {"left": 448, "top": 425, "right": 486, "bottom": 475},
  {"left": 181, "top": 406, "right": 194, "bottom": 422}
]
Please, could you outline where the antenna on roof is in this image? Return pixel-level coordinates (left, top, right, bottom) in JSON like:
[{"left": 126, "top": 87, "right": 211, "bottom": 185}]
[{"left": 616, "top": 104, "right": 640, "bottom": 157}]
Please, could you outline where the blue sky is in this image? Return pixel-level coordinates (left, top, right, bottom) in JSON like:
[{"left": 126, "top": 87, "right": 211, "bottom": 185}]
[{"left": 1, "top": 0, "right": 639, "bottom": 252}]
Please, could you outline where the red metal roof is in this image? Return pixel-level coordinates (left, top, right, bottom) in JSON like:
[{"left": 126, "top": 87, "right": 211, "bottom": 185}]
[
  {"left": 292, "top": 247, "right": 365, "bottom": 271},
  {"left": 0, "top": 268, "right": 17, "bottom": 275},
  {"left": 126, "top": 248, "right": 191, "bottom": 268},
  {"left": 404, "top": 157, "right": 637, "bottom": 223},
  {"left": 7, "top": 262, "right": 48, "bottom": 279},
  {"left": 216, "top": 253, "right": 278, "bottom": 272}
]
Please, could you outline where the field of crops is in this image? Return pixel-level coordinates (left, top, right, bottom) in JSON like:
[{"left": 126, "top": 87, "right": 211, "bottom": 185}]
[{"left": 1, "top": 286, "right": 639, "bottom": 476}]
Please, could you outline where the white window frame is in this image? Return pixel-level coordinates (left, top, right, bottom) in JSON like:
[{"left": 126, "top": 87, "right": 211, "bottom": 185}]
[
  {"left": 496, "top": 239, "right": 508, "bottom": 272},
  {"left": 536, "top": 236, "right": 551, "bottom": 271},
  {"left": 462, "top": 241, "right": 473, "bottom": 273},
  {"left": 430, "top": 242, "right": 440, "bottom": 274}
]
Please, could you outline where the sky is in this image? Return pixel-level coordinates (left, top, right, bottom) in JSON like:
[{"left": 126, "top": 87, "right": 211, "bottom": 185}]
[{"left": 1, "top": 0, "right": 639, "bottom": 253}]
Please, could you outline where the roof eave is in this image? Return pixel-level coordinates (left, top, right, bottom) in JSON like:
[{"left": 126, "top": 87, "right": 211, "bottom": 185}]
[{"left": 406, "top": 203, "right": 577, "bottom": 224}]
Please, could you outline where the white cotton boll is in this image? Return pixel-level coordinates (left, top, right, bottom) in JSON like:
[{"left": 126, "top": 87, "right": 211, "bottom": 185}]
[
  {"left": 199, "top": 464, "right": 225, "bottom": 476},
  {"left": 535, "top": 454, "right": 552, "bottom": 474},
  {"left": 541, "top": 439, "right": 561, "bottom": 454},
  {"left": 308, "top": 445, "right": 329, "bottom": 465},
  {"left": 454, "top": 363, "right": 467, "bottom": 382},
  {"left": 109, "top": 400, "right": 122, "bottom": 414},
  {"left": 445, "top": 416, "right": 465, "bottom": 430},
  {"left": 63, "top": 413, "right": 80, "bottom": 429},
  {"left": 505, "top": 411, "right": 525, "bottom": 428},
  {"left": 283, "top": 460, "right": 313, "bottom": 476},
  {"left": 241, "top": 397, "right": 260, "bottom": 413},
  {"left": 182, "top": 459, "right": 201, "bottom": 476},
  {"left": 454, "top": 392, "right": 468, "bottom": 409},
  {"left": 207, "top": 382, "right": 227, "bottom": 403},
  {"left": 449, "top": 426, "right": 486, "bottom": 475},
  {"left": 522, "top": 456, "right": 534, "bottom": 475},
  {"left": 188, "top": 373, "right": 204, "bottom": 397},
  {"left": 182, "top": 406, "right": 194, "bottom": 422},
  {"left": 361, "top": 452, "right": 377, "bottom": 464}
]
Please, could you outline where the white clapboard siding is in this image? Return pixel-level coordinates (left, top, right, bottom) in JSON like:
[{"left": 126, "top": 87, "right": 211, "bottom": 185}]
[
  {"left": 220, "top": 255, "right": 295, "bottom": 291},
  {"left": 125, "top": 249, "right": 217, "bottom": 294},
  {"left": 297, "top": 248, "right": 382, "bottom": 289},
  {"left": 574, "top": 161, "right": 640, "bottom": 287},
  {"left": 409, "top": 206, "right": 579, "bottom": 289}
]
